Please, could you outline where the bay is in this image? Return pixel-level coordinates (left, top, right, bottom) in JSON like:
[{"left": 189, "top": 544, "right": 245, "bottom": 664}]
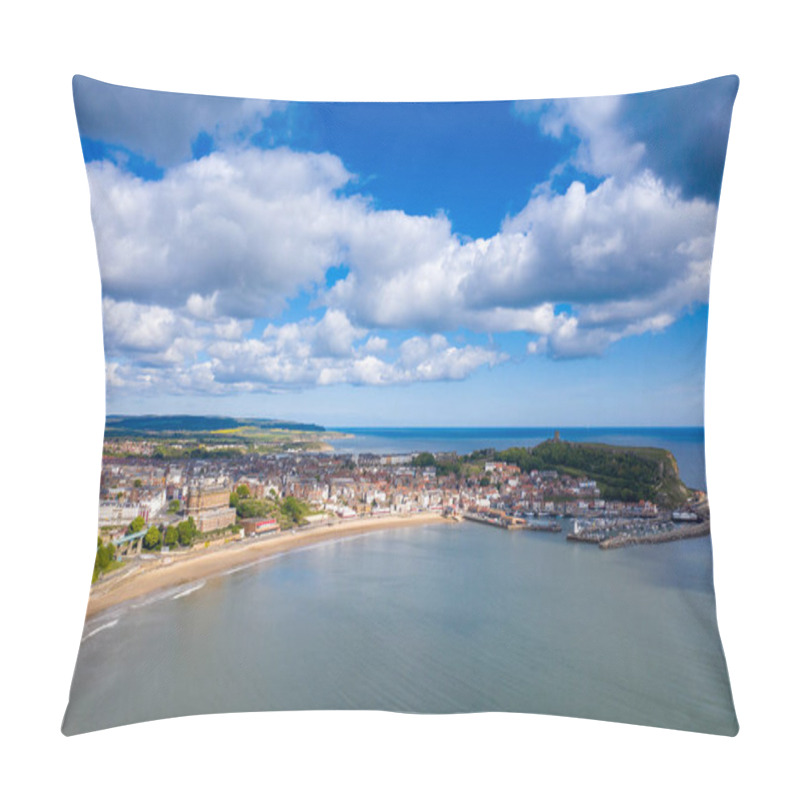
[
  {"left": 63, "top": 521, "right": 736, "bottom": 735},
  {"left": 63, "top": 426, "right": 735, "bottom": 735}
]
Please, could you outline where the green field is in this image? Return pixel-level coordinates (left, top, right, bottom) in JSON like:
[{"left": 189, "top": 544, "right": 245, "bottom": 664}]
[{"left": 102, "top": 415, "right": 339, "bottom": 457}]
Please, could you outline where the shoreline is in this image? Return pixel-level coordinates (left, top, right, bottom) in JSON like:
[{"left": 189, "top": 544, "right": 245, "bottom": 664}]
[{"left": 85, "top": 511, "right": 452, "bottom": 620}]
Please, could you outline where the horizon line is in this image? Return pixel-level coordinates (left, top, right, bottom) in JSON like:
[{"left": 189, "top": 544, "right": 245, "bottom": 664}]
[{"left": 104, "top": 414, "right": 703, "bottom": 430}]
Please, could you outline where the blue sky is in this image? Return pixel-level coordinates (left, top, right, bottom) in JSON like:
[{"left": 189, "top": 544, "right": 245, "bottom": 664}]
[{"left": 73, "top": 75, "right": 737, "bottom": 427}]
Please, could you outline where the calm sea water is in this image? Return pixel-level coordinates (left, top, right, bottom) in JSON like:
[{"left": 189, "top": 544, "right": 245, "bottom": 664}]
[
  {"left": 330, "top": 427, "right": 707, "bottom": 491},
  {"left": 64, "top": 427, "right": 736, "bottom": 735},
  {"left": 64, "top": 522, "right": 736, "bottom": 735}
]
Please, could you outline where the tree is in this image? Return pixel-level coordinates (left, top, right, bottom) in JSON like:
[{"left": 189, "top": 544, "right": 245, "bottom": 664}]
[
  {"left": 235, "top": 498, "right": 276, "bottom": 519},
  {"left": 177, "top": 516, "right": 197, "bottom": 547},
  {"left": 129, "top": 515, "right": 146, "bottom": 533},
  {"left": 236, "top": 484, "right": 250, "bottom": 499},
  {"left": 92, "top": 537, "right": 103, "bottom": 582},
  {"left": 412, "top": 452, "right": 436, "bottom": 467},
  {"left": 168, "top": 499, "right": 180, "bottom": 514},
  {"left": 164, "top": 525, "right": 178, "bottom": 548},
  {"left": 95, "top": 537, "right": 111, "bottom": 570},
  {"left": 281, "top": 496, "right": 307, "bottom": 525},
  {"left": 93, "top": 538, "right": 116, "bottom": 582},
  {"left": 144, "top": 525, "right": 161, "bottom": 550},
  {"left": 133, "top": 479, "right": 143, "bottom": 488},
  {"left": 177, "top": 524, "right": 192, "bottom": 546}
]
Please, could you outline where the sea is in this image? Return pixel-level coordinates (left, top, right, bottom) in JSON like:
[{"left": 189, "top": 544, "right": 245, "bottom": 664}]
[{"left": 63, "top": 427, "right": 737, "bottom": 735}]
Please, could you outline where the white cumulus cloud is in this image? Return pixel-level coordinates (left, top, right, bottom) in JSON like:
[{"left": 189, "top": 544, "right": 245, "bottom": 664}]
[
  {"left": 516, "top": 95, "right": 645, "bottom": 179},
  {"left": 73, "top": 76, "right": 279, "bottom": 168},
  {"left": 89, "top": 115, "right": 720, "bottom": 388}
]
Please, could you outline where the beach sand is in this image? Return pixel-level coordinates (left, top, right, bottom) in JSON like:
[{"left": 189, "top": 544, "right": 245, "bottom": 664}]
[{"left": 86, "top": 512, "right": 452, "bottom": 620}]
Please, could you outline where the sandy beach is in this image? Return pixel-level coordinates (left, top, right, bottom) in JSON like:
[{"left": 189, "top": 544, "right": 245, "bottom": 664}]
[{"left": 86, "top": 512, "right": 453, "bottom": 620}]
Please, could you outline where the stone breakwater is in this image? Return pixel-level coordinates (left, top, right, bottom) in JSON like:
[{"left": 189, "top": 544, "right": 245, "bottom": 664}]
[{"left": 598, "top": 520, "right": 710, "bottom": 549}]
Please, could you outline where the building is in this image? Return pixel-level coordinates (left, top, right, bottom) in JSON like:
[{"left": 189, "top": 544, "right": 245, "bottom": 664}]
[
  {"left": 193, "top": 506, "right": 237, "bottom": 533},
  {"left": 98, "top": 501, "right": 145, "bottom": 526},
  {"left": 98, "top": 488, "right": 166, "bottom": 525},
  {"left": 185, "top": 485, "right": 230, "bottom": 515},
  {"left": 242, "top": 518, "right": 280, "bottom": 536},
  {"left": 185, "top": 484, "right": 236, "bottom": 533}
]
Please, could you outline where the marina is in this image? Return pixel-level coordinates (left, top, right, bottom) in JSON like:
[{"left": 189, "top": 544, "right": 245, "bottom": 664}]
[
  {"left": 456, "top": 507, "right": 711, "bottom": 549},
  {"left": 599, "top": 520, "right": 711, "bottom": 549},
  {"left": 566, "top": 499, "right": 710, "bottom": 548}
]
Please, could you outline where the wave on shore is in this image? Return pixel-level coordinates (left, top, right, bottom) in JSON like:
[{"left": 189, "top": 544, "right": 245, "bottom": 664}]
[
  {"left": 172, "top": 580, "right": 207, "bottom": 600},
  {"left": 81, "top": 618, "right": 119, "bottom": 642}
]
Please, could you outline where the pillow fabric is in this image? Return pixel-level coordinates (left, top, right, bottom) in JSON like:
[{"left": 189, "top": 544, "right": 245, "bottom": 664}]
[{"left": 63, "top": 75, "right": 739, "bottom": 735}]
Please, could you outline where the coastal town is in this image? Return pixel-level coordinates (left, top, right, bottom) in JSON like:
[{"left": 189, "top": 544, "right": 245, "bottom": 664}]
[{"left": 92, "top": 427, "right": 710, "bottom": 593}]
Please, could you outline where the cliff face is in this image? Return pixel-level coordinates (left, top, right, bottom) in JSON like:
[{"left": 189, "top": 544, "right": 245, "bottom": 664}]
[
  {"left": 653, "top": 460, "right": 691, "bottom": 508},
  {"left": 656, "top": 450, "right": 691, "bottom": 508}
]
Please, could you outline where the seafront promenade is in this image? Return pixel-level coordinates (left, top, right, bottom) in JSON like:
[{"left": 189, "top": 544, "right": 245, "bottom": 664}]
[{"left": 86, "top": 511, "right": 450, "bottom": 619}]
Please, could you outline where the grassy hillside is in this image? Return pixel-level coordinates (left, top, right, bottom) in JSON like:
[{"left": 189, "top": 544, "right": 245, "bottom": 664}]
[
  {"left": 102, "top": 415, "right": 331, "bottom": 457},
  {"left": 491, "top": 439, "right": 691, "bottom": 509},
  {"left": 105, "top": 415, "right": 325, "bottom": 437}
]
